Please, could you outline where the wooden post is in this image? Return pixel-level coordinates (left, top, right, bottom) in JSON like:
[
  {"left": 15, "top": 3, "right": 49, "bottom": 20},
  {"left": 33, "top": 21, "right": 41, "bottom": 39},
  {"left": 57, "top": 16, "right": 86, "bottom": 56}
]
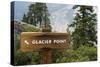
[
  {"left": 40, "top": 48, "right": 52, "bottom": 64},
  {"left": 40, "top": 28, "right": 52, "bottom": 64}
]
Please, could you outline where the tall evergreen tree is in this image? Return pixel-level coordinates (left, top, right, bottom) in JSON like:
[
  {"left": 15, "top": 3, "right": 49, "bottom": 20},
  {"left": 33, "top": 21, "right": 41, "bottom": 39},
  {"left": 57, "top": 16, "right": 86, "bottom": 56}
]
[
  {"left": 69, "top": 5, "right": 97, "bottom": 49},
  {"left": 22, "top": 14, "right": 27, "bottom": 22},
  {"left": 22, "top": 3, "right": 51, "bottom": 29}
]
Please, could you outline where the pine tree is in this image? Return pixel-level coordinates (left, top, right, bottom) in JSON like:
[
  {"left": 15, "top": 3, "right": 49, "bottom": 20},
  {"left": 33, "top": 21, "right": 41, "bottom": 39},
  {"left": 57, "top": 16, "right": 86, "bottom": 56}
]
[
  {"left": 22, "top": 14, "right": 28, "bottom": 23},
  {"left": 69, "top": 5, "right": 97, "bottom": 49},
  {"left": 22, "top": 3, "right": 51, "bottom": 29}
]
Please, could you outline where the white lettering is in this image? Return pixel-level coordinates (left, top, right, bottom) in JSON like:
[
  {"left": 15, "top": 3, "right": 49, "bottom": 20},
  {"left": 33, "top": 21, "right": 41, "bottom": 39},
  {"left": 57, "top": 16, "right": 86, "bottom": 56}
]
[
  {"left": 54, "top": 39, "right": 66, "bottom": 44},
  {"left": 32, "top": 40, "right": 52, "bottom": 44},
  {"left": 24, "top": 39, "right": 67, "bottom": 45}
]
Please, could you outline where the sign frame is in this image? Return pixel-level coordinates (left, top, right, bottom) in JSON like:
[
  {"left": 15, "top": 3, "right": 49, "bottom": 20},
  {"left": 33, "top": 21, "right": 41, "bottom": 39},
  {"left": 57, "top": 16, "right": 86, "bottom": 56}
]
[{"left": 20, "top": 32, "right": 69, "bottom": 52}]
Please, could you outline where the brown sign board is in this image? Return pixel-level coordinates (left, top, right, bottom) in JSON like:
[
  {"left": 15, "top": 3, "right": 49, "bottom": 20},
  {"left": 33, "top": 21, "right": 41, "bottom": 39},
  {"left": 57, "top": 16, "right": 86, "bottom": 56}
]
[{"left": 20, "top": 32, "right": 69, "bottom": 52}]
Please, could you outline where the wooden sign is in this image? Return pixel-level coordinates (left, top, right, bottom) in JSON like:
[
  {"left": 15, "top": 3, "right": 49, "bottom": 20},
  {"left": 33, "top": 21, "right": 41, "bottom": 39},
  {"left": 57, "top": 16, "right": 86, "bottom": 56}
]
[{"left": 20, "top": 32, "right": 69, "bottom": 52}]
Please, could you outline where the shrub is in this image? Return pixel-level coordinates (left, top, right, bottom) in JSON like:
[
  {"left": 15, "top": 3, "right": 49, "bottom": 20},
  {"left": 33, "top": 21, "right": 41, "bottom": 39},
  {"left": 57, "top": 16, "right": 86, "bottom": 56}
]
[
  {"left": 14, "top": 50, "right": 32, "bottom": 65},
  {"left": 59, "top": 45, "right": 97, "bottom": 63}
]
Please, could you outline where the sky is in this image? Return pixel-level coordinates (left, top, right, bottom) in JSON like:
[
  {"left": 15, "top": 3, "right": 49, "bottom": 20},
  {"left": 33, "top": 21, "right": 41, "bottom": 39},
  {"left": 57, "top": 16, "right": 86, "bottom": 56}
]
[
  {"left": 13, "top": 1, "right": 75, "bottom": 32},
  {"left": 47, "top": 3, "right": 74, "bottom": 32}
]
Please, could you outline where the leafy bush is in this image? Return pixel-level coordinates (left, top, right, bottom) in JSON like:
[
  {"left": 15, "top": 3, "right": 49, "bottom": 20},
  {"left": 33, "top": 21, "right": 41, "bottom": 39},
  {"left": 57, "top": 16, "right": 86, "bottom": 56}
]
[
  {"left": 14, "top": 34, "right": 20, "bottom": 50},
  {"left": 31, "top": 52, "right": 40, "bottom": 64},
  {"left": 52, "top": 49, "right": 64, "bottom": 63},
  {"left": 59, "top": 45, "right": 97, "bottom": 63},
  {"left": 76, "top": 45, "right": 97, "bottom": 61},
  {"left": 14, "top": 50, "right": 32, "bottom": 65}
]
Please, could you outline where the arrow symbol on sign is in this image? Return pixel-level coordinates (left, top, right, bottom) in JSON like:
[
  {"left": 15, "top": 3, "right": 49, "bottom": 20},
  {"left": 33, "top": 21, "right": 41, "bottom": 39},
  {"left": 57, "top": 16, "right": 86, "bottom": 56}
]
[{"left": 24, "top": 40, "right": 29, "bottom": 45}]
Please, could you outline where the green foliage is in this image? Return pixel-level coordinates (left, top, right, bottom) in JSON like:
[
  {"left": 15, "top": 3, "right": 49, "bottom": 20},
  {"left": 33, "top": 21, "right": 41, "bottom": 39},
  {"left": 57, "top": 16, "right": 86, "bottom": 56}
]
[
  {"left": 14, "top": 51, "right": 40, "bottom": 65},
  {"left": 31, "top": 52, "right": 40, "bottom": 64},
  {"left": 14, "top": 50, "right": 32, "bottom": 65},
  {"left": 60, "top": 45, "right": 97, "bottom": 63},
  {"left": 52, "top": 49, "right": 64, "bottom": 63},
  {"left": 14, "top": 50, "right": 40, "bottom": 65},
  {"left": 69, "top": 5, "right": 97, "bottom": 49},
  {"left": 14, "top": 34, "right": 20, "bottom": 50},
  {"left": 76, "top": 45, "right": 97, "bottom": 61},
  {"left": 22, "top": 14, "right": 28, "bottom": 22},
  {"left": 22, "top": 3, "right": 52, "bottom": 29}
]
